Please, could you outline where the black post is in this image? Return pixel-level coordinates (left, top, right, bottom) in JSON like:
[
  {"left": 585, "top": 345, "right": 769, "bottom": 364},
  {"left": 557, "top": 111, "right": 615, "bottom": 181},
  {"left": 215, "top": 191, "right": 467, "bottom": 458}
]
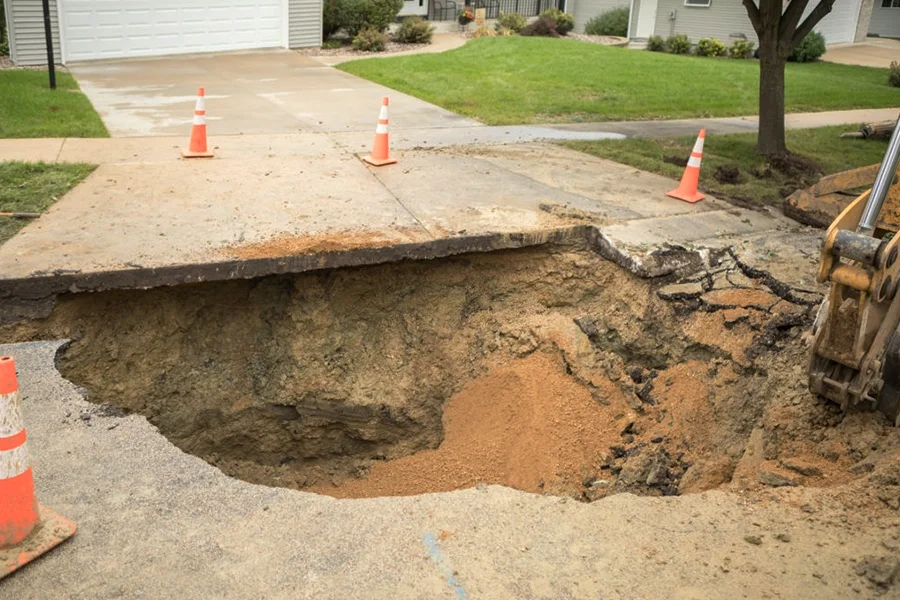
[{"left": 41, "top": 0, "right": 56, "bottom": 89}]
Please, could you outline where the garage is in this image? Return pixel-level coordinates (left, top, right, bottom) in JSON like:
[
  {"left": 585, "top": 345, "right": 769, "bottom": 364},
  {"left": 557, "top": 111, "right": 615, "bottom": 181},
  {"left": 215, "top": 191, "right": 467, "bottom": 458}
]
[
  {"left": 808, "top": 0, "right": 862, "bottom": 44},
  {"left": 4, "top": 0, "right": 322, "bottom": 65},
  {"left": 60, "top": 0, "right": 285, "bottom": 62}
]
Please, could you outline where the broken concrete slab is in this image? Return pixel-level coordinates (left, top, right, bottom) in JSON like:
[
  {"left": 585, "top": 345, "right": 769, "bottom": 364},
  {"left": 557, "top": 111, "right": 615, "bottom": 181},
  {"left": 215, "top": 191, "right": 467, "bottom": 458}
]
[{"left": 0, "top": 143, "right": 793, "bottom": 303}]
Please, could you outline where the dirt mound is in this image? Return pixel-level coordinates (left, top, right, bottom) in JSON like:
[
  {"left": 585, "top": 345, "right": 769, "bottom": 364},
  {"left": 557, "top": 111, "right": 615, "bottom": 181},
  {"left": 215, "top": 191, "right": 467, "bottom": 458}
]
[{"left": 310, "top": 351, "right": 623, "bottom": 498}]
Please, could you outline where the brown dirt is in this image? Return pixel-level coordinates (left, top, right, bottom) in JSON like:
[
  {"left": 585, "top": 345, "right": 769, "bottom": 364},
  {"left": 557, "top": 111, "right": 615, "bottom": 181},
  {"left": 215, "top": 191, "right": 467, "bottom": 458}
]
[
  {"left": 5, "top": 242, "right": 900, "bottom": 520},
  {"left": 310, "top": 351, "right": 624, "bottom": 498},
  {"left": 222, "top": 227, "right": 427, "bottom": 259}
]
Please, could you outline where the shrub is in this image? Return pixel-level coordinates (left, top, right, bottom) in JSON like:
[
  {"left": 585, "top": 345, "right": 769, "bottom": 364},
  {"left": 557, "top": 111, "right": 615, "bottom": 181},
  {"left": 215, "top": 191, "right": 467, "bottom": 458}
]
[
  {"left": 695, "top": 37, "right": 726, "bottom": 57},
  {"left": 789, "top": 30, "right": 826, "bottom": 62},
  {"left": 352, "top": 26, "right": 389, "bottom": 51},
  {"left": 666, "top": 33, "right": 691, "bottom": 54},
  {"left": 646, "top": 35, "right": 666, "bottom": 52},
  {"left": 471, "top": 24, "right": 496, "bottom": 38},
  {"left": 584, "top": 6, "right": 629, "bottom": 37},
  {"left": 520, "top": 16, "right": 559, "bottom": 37},
  {"left": 321, "top": 38, "right": 346, "bottom": 49},
  {"left": 496, "top": 11, "right": 527, "bottom": 33},
  {"left": 728, "top": 38, "right": 754, "bottom": 59},
  {"left": 0, "top": 39, "right": 8, "bottom": 58},
  {"left": 539, "top": 8, "right": 575, "bottom": 35},
  {"left": 495, "top": 26, "right": 516, "bottom": 36},
  {"left": 323, "top": 0, "right": 351, "bottom": 37},
  {"left": 344, "top": 0, "right": 404, "bottom": 36},
  {"left": 891, "top": 61, "right": 900, "bottom": 88},
  {"left": 394, "top": 16, "right": 434, "bottom": 43}
]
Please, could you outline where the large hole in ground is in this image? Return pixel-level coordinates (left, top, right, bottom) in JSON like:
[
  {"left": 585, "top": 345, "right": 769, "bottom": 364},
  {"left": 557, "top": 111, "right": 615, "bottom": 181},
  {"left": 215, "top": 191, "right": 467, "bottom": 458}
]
[{"left": 7, "top": 243, "right": 900, "bottom": 502}]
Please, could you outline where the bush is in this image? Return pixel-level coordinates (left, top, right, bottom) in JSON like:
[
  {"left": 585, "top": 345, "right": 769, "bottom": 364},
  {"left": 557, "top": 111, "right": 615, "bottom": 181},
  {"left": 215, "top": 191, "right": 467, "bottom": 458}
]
[
  {"left": 891, "top": 61, "right": 900, "bottom": 88},
  {"left": 789, "top": 30, "right": 826, "bottom": 62},
  {"left": 695, "top": 37, "right": 726, "bottom": 57},
  {"left": 0, "top": 39, "right": 8, "bottom": 58},
  {"left": 496, "top": 11, "right": 527, "bottom": 33},
  {"left": 584, "top": 6, "right": 629, "bottom": 37},
  {"left": 646, "top": 35, "right": 666, "bottom": 52},
  {"left": 539, "top": 8, "right": 575, "bottom": 35},
  {"left": 520, "top": 16, "right": 559, "bottom": 37},
  {"left": 666, "top": 33, "right": 691, "bottom": 54},
  {"left": 728, "top": 38, "right": 754, "bottom": 59},
  {"left": 394, "top": 16, "right": 434, "bottom": 43},
  {"left": 352, "top": 26, "right": 389, "bottom": 51},
  {"left": 495, "top": 26, "right": 516, "bottom": 36},
  {"left": 344, "top": 0, "right": 404, "bottom": 36},
  {"left": 323, "top": 0, "right": 351, "bottom": 37},
  {"left": 471, "top": 24, "right": 496, "bottom": 38}
]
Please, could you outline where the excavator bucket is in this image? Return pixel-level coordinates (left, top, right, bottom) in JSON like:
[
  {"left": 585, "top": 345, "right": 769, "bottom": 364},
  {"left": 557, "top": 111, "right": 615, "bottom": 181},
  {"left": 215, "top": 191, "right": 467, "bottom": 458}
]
[{"left": 785, "top": 164, "right": 900, "bottom": 230}]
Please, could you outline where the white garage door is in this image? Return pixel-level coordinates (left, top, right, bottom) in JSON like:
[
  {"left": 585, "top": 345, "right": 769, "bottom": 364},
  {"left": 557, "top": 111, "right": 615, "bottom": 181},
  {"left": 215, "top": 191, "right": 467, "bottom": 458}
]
[
  {"left": 808, "top": 0, "right": 861, "bottom": 45},
  {"left": 60, "top": 0, "right": 284, "bottom": 62}
]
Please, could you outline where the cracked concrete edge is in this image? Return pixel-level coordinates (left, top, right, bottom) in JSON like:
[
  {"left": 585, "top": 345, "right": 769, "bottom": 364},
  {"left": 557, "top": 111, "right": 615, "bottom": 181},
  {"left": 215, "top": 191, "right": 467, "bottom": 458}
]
[
  {"left": 0, "top": 222, "right": 750, "bottom": 308},
  {"left": 0, "top": 227, "right": 593, "bottom": 301}
]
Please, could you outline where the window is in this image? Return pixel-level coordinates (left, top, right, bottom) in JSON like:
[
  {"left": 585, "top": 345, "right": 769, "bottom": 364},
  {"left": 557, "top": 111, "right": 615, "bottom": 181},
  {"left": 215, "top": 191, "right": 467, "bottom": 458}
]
[
  {"left": 685, "top": 0, "right": 711, "bottom": 6},
  {"left": 882, "top": 0, "right": 900, "bottom": 7}
]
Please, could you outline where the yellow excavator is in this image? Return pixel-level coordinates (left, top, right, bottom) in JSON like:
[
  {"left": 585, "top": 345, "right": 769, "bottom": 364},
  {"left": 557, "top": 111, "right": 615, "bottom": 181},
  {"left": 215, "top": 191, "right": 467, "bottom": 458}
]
[{"left": 808, "top": 115, "right": 900, "bottom": 426}]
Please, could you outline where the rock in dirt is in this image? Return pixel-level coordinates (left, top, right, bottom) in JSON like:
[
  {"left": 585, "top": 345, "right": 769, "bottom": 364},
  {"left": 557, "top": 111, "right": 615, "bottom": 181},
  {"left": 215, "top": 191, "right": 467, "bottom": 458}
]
[
  {"left": 854, "top": 555, "right": 900, "bottom": 589},
  {"left": 744, "top": 534, "right": 763, "bottom": 546},
  {"left": 779, "top": 458, "right": 823, "bottom": 477},
  {"left": 757, "top": 470, "right": 800, "bottom": 487},
  {"left": 657, "top": 281, "right": 705, "bottom": 300},
  {"left": 679, "top": 457, "right": 736, "bottom": 494}
]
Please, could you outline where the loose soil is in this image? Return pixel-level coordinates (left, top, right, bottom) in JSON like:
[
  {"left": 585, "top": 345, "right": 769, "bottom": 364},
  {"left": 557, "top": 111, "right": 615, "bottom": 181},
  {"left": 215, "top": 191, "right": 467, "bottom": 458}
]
[{"left": 4, "top": 243, "right": 900, "bottom": 524}]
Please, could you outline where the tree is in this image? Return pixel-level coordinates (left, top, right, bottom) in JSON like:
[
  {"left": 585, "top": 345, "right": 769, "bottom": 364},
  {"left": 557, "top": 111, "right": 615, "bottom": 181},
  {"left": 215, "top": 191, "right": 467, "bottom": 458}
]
[{"left": 742, "top": 0, "right": 836, "bottom": 157}]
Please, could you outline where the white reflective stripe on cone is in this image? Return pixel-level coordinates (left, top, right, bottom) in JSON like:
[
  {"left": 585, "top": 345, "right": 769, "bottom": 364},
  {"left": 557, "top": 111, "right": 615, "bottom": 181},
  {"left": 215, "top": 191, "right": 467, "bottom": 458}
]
[
  {"left": 0, "top": 444, "right": 29, "bottom": 479},
  {"left": 379, "top": 106, "right": 389, "bottom": 120},
  {"left": 375, "top": 123, "right": 389, "bottom": 134},
  {"left": 193, "top": 114, "right": 206, "bottom": 126},
  {"left": 687, "top": 155, "right": 702, "bottom": 168},
  {"left": 195, "top": 96, "right": 206, "bottom": 112},
  {"left": 692, "top": 137, "right": 705, "bottom": 154},
  {"left": 0, "top": 391, "right": 24, "bottom": 437}
]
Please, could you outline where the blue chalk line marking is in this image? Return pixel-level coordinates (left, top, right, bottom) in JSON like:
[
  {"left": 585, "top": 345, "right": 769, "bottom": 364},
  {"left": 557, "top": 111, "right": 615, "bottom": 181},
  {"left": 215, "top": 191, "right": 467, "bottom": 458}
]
[{"left": 423, "top": 532, "right": 468, "bottom": 600}]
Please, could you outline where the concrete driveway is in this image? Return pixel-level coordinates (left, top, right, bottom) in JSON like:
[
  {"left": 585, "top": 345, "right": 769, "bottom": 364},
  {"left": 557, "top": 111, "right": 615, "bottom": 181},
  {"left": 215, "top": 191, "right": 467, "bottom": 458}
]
[
  {"left": 822, "top": 37, "right": 900, "bottom": 68},
  {"left": 69, "top": 50, "right": 479, "bottom": 137}
]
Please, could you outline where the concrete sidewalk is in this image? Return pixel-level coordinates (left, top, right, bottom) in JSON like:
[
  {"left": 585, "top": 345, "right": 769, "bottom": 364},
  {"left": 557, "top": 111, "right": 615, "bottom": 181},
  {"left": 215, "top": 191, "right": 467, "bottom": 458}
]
[{"left": 2, "top": 107, "right": 895, "bottom": 166}]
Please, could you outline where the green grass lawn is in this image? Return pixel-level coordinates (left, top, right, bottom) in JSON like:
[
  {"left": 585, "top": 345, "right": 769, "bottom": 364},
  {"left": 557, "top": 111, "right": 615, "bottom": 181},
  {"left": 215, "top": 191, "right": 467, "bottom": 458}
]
[
  {"left": 564, "top": 126, "right": 890, "bottom": 208},
  {"left": 339, "top": 37, "right": 900, "bottom": 125},
  {"left": 0, "top": 162, "right": 96, "bottom": 244},
  {"left": 0, "top": 71, "right": 108, "bottom": 138}
]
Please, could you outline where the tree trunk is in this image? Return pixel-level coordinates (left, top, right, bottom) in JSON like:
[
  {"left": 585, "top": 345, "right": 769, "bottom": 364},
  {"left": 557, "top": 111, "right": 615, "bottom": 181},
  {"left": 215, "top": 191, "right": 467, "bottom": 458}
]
[{"left": 757, "top": 41, "right": 788, "bottom": 157}]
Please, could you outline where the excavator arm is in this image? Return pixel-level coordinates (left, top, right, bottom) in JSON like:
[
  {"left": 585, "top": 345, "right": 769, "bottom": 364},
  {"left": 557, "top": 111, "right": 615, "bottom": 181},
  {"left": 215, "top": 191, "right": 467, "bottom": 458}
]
[{"left": 809, "top": 113, "right": 900, "bottom": 426}]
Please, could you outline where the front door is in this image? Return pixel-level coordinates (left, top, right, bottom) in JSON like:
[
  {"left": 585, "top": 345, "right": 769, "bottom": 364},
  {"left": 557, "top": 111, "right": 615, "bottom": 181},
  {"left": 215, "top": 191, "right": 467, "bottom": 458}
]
[{"left": 635, "top": 0, "right": 658, "bottom": 38}]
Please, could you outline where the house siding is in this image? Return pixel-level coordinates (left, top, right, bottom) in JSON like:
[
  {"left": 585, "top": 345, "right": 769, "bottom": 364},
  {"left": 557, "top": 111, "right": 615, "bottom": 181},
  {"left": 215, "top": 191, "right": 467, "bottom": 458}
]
[
  {"left": 652, "top": 0, "right": 757, "bottom": 44},
  {"left": 572, "top": 0, "right": 629, "bottom": 32},
  {"left": 290, "top": 0, "right": 323, "bottom": 47},
  {"left": 9, "top": 0, "right": 61, "bottom": 66},
  {"left": 869, "top": 2, "right": 900, "bottom": 38}
]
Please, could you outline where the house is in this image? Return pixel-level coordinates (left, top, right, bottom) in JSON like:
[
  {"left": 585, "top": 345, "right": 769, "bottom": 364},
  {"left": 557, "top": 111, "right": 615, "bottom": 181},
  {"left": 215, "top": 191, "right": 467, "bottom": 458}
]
[
  {"left": 571, "top": 0, "right": 899, "bottom": 47},
  {"left": 3, "top": 0, "right": 323, "bottom": 66}
]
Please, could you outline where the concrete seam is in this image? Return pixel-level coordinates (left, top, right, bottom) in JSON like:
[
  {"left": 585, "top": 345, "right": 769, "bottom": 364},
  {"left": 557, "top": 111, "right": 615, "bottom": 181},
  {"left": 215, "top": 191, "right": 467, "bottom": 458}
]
[
  {"left": 54, "top": 139, "right": 67, "bottom": 163},
  {"left": 366, "top": 168, "right": 436, "bottom": 240}
]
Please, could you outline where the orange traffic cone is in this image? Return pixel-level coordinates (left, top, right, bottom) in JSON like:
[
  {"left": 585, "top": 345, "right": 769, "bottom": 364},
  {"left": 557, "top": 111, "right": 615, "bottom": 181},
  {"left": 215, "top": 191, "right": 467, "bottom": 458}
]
[
  {"left": 363, "top": 96, "right": 397, "bottom": 166},
  {"left": 666, "top": 128, "right": 706, "bottom": 204},
  {"left": 182, "top": 87, "right": 214, "bottom": 159},
  {"left": 0, "top": 355, "right": 76, "bottom": 579}
]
